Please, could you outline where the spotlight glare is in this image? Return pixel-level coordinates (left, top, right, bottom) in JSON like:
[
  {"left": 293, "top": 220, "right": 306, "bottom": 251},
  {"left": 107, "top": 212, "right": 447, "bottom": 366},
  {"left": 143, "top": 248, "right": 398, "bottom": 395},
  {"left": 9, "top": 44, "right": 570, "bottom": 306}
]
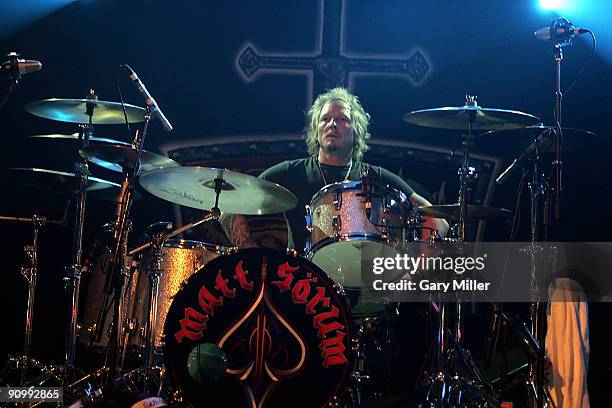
[{"left": 539, "top": 0, "right": 563, "bottom": 10}]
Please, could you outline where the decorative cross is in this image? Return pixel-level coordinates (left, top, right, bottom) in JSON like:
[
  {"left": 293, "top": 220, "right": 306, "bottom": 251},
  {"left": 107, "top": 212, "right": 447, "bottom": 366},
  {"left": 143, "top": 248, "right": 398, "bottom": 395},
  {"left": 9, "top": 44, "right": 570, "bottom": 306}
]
[{"left": 235, "top": 0, "right": 431, "bottom": 102}]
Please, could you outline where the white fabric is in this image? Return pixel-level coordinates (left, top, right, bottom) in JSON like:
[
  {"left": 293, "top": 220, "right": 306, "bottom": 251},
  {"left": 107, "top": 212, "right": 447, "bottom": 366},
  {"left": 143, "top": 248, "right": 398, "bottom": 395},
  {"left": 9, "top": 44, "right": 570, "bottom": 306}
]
[{"left": 546, "top": 278, "right": 590, "bottom": 408}]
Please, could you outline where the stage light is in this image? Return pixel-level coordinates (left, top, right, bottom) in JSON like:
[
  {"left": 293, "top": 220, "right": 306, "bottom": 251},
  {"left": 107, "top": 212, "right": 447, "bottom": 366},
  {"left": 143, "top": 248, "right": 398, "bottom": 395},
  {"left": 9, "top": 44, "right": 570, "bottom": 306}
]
[
  {"left": 539, "top": 0, "right": 564, "bottom": 10},
  {"left": 0, "top": 0, "right": 77, "bottom": 38}
]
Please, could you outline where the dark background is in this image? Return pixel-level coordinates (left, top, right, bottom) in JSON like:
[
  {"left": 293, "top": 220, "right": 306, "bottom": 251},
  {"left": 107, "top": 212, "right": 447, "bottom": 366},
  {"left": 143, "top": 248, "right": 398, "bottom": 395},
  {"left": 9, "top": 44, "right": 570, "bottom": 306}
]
[{"left": 0, "top": 0, "right": 610, "bottom": 404}]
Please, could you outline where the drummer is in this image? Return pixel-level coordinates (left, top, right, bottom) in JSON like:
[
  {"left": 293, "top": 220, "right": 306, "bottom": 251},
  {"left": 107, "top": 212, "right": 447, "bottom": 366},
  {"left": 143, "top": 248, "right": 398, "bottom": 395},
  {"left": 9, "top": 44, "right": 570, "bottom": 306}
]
[{"left": 254, "top": 87, "right": 448, "bottom": 251}]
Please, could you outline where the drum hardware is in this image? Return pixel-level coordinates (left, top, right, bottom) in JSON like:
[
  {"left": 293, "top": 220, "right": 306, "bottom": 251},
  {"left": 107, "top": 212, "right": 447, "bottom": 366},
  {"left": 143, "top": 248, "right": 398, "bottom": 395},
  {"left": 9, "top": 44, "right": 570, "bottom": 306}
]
[
  {"left": 105, "top": 112, "right": 153, "bottom": 382},
  {"left": 0, "top": 214, "right": 64, "bottom": 387},
  {"left": 404, "top": 96, "right": 533, "bottom": 406},
  {"left": 141, "top": 231, "right": 165, "bottom": 395}
]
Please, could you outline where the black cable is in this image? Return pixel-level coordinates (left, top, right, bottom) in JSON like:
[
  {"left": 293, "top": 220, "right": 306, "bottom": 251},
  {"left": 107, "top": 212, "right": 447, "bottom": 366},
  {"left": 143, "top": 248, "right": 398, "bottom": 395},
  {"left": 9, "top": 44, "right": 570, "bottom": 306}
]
[
  {"left": 116, "top": 65, "right": 131, "bottom": 139},
  {"left": 563, "top": 29, "right": 597, "bottom": 97}
]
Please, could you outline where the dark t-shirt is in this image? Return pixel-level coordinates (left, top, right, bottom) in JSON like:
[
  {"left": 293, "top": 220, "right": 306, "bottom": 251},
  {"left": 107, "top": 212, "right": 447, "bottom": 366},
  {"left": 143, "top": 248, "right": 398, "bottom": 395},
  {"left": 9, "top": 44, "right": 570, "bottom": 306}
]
[{"left": 259, "top": 156, "right": 415, "bottom": 250}]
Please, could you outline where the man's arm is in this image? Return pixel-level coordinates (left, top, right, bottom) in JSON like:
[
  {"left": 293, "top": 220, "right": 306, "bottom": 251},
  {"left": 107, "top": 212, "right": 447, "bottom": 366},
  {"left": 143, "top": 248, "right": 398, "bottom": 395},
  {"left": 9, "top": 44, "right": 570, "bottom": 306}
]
[
  {"left": 376, "top": 166, "right": 448, "bottom": 240},
  {"left": 410, "top": 192, "right": 449, "bottom": 240}
]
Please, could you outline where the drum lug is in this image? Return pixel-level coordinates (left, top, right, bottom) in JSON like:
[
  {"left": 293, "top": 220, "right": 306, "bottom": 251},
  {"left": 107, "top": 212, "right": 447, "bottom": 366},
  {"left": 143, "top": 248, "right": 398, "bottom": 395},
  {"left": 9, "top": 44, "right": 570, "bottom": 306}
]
[
  {"left": 286, "top": 248, "right": 300, "bottom": 257},
  {"left": 382, "top": 194, "right": 390, "bottom": 214},
  {"left": 332, "top": 189, "right": 342, "bottom": 210},
  {"left": 332, "top": 215, "right": 341, "bottom": 235},
  {"left": 305, "top": 205, "right": 313, "bottom": 232}
]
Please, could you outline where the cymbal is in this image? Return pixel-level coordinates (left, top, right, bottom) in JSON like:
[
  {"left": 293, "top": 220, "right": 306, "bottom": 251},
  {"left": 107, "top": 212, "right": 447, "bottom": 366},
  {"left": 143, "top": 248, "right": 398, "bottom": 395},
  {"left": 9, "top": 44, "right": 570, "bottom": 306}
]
[
  {"left": 403, "top": 106, "right": 540, "bottom": 130},
  {"left": 28, "top": 133, "right": 130, "bottom": 145},
  {"left": 477, "top": 125, "right": 597, "bottom": 154},
  {"left": 80, "top": 144, "right": 180, "bottom": 174},
  {"left": 139, "top": 166, "right": 298, "bottom": 215},
  {"left": 4, "top": 167, "right": 139, "bottom": 202},
  {"left": 25, "top": 98, "right": 146, "bottom": 124},
  {"left": 418, "top": 204, "right": 511, "bottom": 220}
]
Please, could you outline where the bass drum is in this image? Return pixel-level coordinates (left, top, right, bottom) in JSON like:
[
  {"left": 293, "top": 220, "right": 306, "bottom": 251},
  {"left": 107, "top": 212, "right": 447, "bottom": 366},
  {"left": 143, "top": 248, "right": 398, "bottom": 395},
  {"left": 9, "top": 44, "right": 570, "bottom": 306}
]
[{"left": 163, "top": 248, "right": 352, "bottom": 408}]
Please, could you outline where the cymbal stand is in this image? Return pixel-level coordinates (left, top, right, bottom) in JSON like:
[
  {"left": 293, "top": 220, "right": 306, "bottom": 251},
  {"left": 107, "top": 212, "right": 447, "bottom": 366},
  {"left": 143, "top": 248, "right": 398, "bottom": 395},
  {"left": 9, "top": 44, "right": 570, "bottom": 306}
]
[
  {"left": 422, "top": 96, "right": 495, "bottom": 406},
  {"left": 105, "top": 108, "right": 151, "bottom": 383},
  {"left": 525, "top": 136, "right": 549, "bottom": 408},
  {"left": 64, "top": 90, "right": 97, "bottom": 376},
  {"left": 141, "top": 232, "right": 164, "bottom": 395},
  {"left": 0, "top": 215, "right": 63, "bottom": 386}
]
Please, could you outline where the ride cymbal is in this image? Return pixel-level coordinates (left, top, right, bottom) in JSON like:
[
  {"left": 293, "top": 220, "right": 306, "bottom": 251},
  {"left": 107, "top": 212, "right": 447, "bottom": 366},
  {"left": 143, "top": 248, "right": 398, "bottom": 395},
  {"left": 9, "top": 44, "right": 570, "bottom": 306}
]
[
  {"left": 477, "top": 125, "right": 597, "bottom": 154},
  {"left": 403, "top": 106, "right": 540, "bottom": 130},
  {"left": 25, "top": 98, "right": 145, "bottom": 124},
  {"left": 139, "top": 166, "right": 298, "bottom": 214}
]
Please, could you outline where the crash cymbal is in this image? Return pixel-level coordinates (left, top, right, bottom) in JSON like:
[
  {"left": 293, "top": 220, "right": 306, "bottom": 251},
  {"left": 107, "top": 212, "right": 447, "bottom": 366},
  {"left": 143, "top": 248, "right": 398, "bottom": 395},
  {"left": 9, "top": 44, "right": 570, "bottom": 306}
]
[
  {"left": 3, "top": 167, "right": 139, "bottom": 202},
  {"left": 418, "top": 204, "right": 511, "bottom": 220},
  {"left": 79, "top": 144, "right": 180, "bottom": 174},
  {"left": 403, "top": 106, "right": 540, "bottom": 130},
  {"left": 28, "top": 133, "right": 130, "bottom": 145},
  {"left": 139, "top": 166, "right": 298, "bottom": 214},
  {"left": 25, "top": 98, "right": 146, "bottom": 124},
  {"left": 477, "top": 125, "right": 597, "bottom": 154}
]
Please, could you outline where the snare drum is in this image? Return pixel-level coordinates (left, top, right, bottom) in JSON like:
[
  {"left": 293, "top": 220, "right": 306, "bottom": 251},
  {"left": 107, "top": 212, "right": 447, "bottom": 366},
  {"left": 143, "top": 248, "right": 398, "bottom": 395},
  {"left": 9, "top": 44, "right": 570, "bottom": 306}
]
[
  {"left": 306, "top": 180, "right": 412, "bottom": 289},
  {"left": 127, "top": 239, "right": 229, "bottom": 349}
]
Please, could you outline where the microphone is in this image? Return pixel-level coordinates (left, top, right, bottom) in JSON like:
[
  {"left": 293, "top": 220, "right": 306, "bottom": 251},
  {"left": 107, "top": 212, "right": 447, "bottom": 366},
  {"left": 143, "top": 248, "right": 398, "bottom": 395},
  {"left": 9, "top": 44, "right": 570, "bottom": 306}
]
[
  {"left": 1, "top": 59, "right": 42, "bottom": 75},
  {"left": 123, "top": 64, "right": 173, "bottom": 132},
  {"left": 495, "top": 128, "right": 555, "bottom": 185},
  {"left": 1, "top": 51, "right": 42, "bottom": 77},
  {"left": 535, "top": 17, "right": 588, "bottom": 43}
]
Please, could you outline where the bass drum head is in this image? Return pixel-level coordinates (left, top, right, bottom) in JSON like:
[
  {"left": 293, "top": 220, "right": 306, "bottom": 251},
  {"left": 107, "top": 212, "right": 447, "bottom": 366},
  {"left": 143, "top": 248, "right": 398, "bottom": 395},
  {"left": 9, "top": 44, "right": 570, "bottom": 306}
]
[
  {"left": 163, "top": 248, "right": 352, "bottom": 408},
  {"left": 310, "top": 239, "right": 399, "bottom": 316}
]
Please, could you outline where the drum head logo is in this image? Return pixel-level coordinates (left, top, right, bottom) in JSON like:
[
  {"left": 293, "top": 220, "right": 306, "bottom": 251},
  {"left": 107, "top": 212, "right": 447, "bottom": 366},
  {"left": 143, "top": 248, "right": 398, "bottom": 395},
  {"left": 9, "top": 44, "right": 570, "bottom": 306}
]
[{"left": 164, "top": 248, "right": 351, "bottom": 407}]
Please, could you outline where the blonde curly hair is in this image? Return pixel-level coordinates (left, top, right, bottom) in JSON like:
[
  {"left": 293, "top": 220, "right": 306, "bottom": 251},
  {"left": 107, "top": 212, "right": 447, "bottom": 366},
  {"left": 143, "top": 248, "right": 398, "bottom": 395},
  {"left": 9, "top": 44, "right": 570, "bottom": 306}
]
[{"left": 305, "top": 87, "right": 371, "bottom": 161}]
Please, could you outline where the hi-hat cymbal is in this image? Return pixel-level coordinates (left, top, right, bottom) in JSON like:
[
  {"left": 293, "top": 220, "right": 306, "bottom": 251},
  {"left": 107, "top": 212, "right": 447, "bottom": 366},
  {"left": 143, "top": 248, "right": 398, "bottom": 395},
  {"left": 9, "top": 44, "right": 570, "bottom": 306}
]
[
  {"left": 139, "top": 166, "right": 298, "bottom": 215},
  {"left": 28, "top": 133, "right": 130, "bottom": 145},
  {"left": 403, "top": 106, "right": 540, "bottom": 130},
  {"left": 477, "top": 125, "right": 597, "bottom": 154},
  {"left": 418, "top": 204, "right": 511, "bottom": 220},
  {"left": 80, "top": 144, "right": 180, "bottom": 174},
  {"left": 4, "top": 167, "right": 139, "bottom": 202},
  {"left": 25, "top": 98, "right": 146, "bottom": 124}
]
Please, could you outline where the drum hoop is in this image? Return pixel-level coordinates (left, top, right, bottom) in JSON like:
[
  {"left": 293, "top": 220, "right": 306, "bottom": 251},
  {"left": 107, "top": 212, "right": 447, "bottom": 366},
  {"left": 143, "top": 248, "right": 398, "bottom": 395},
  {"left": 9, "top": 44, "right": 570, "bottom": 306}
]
[
  {"left": 307, "top": 233, "right": 392, "bottom": 257},
  {"left": 162, "top": 238, "right": 227, "bottom": 252},
  {"left": 163, "top": 248, "right": 354, "bottom": 406},
  {"left": 309, "top": 180, "right": 409, "bottom": 206}
]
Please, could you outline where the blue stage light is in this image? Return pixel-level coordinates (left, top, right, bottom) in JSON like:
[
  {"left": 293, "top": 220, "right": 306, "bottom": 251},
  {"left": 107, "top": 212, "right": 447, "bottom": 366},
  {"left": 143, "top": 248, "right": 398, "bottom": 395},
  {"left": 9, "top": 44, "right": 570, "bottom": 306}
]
[{"left": 540, "top": 0, "right": 564, "bottom": 10}]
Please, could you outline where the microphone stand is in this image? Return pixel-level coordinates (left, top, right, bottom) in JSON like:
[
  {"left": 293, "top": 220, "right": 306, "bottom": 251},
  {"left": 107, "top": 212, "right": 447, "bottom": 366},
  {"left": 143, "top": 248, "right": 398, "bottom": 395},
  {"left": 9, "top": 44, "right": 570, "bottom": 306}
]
[
  {"left": 0, "top": 51, "right": 21, "bottom": 110},
  {"left": 105, "top": 108, "right": 150, "bottom": 384},
  {"left": 552, "top": 43, "right": 563, "bottom": 221}
]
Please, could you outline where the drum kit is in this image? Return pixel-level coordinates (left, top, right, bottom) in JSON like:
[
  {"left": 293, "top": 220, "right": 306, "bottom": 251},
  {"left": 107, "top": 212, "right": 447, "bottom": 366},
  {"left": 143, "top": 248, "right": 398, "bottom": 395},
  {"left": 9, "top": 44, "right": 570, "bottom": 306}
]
[{"left": 0, "top": 85, "right": 596, "bottom": 408}]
